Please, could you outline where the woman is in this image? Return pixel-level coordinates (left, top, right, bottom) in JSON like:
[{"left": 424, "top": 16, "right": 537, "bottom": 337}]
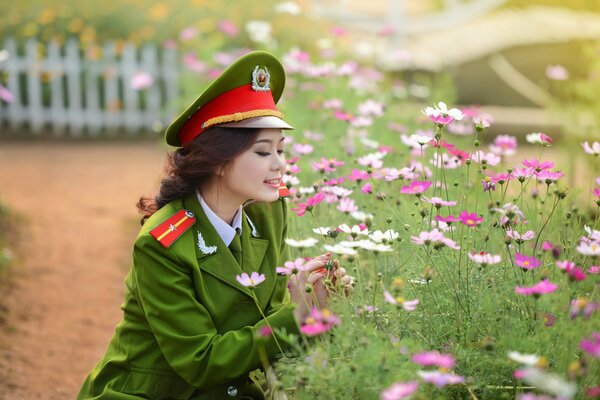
[{"left": 77, "top": 51, "right": 338, "bottom": 399}]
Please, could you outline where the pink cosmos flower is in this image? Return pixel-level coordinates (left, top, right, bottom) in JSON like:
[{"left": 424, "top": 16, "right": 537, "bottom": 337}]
[
  {"left": 411, "top": 229, "right": 460, "bottom": 250},
  {"left": 422, "top": 102, "right": 464, "bottom": 125},
  {"left": 506, "top": 229, "right": 536, "bottom": 244},
  {"left": 291, "top": 192, "right": 326, "bottom": 216},
  {"left": 0, "top": 84, "right": 14, "bottom": 103},
  {"left": 182, "top": 52, "right": 207, "bottom": 73},
  {"left": 293, "top": 143, "right": 314, "bottom": 155},
  {"left": 481, "top": 177, "right": 496, "bottom": 192},
  {"left": 526, "top": 133, "right": 553, "bottom": 146},
  {"left": 400, "top": 181, "right": 432, "bottom": 195},
  {"left": 179, "top": 26, "right": 198, "bottom": 41},
  {"left": 337, "top": 198, "right": 358, "bottom": 213},
  {"left": 580, "top": 332, "right": 600, "bottom": 359},
  {"left": 358, "top": 99, "right": 385, "bottom": 117},
  {"left": 383, "top": 291, "right": 419, "bottom": 311},
  {"left": 380, "top": 381, "right": 419, "bottom": 400},
  {"left": 582, "top": 141, "right": 600, "bottom": 156},
  {"left": 515, "top": 280, "right": 558, "bottom": 296},
  {"left": 299, "top": 308, "right": 341, "bottom": 336},
  {"left": 431, "top": 152, "right": 462, "bottom": 169},
  {"left": 361, "top": 183, "right": 373, "bottom": 194},
  {"left": 490, "top": 135, "right": 517, "bottom": 156},
  {"left": 458, "top": 211, "right": 484, "bottom": 227},
  {"left": 468, "top": 251, "right": 502, "bottom": 266},
  {"left": 570, "top": 298, "right": 598, "bottom": 320},
  {"left": 535, "top": 170, "right": 565, "bottom": 183},
  {"left": 421, "top": 196, "right": 457, "bottom": 208},
  {"left": 556, "top": 260, "right": 587, "bottom": 281},
  {"left": 515, "top": 253, "right": 541, "bottom": 270},
  {"left": 489, "top": 172, "right": 513, "bottom": 185},
  {"left": 347, "top": 169, "right": 370, "bottom": 182},
  {"left": 593, "top": 188, "right": 600, "bottom": 198},
  {"left": 546, "top": 64, "right": 569, "bottom": 80},
  {"left": 417, "top": 371, "right": 464, "bottom": 388},
  {"left": 217, "top": 20, "right": 239, "bottom": 36},
  {"left": 513, "top": 167, "right": 535, "bottom": 182},
  {"left": 590, "top": 265, "right": 600, "bottom": 274},
  {"left": 576, "top": 241, "right": 600, "bottom": 256},
  {"left": 334, "top": 110, "right": 354, "bottom": 121},
  {"left": 435, "top": 215, "right": 460, "bottom": 224},
  {"left": 236, "top": 272, "right": 266, "bottom": 288},
  {"left": 130, "top": 71, "right": 153, "bottom": 90},
  {"left": 411, "top": 351, "right": 455, "bottom": 368},
  {"left": 311, "top": 157, "right": 345, "bottom": 173},
  {"left": 276, "top": 258, "right": 308, "bottom": 275},
  {"left": 472, "top": 150, "right": 501, "bottom": 166},
  {"left": 322, "top": 98, "right": 343, "bottom": 110},
  {"left": 330, "top": 26, "right": 347, "bottom": 36},
  {"left": 522, "top": 159, "right": 554, "bottom": 172},
  {"left": 358, "top": 152, "right": 385, "bottom": 169}
]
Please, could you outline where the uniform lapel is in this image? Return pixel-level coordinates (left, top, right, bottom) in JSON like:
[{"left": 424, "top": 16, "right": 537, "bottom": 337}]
[
  {"left": 241, "top": 211, "right": 273, "bottom": 307},
  {"left": 182, "top": 193, "right": 254, "bottom": 300}
]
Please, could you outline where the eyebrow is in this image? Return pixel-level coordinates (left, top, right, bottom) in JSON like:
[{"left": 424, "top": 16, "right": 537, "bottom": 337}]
[{"left": 254, "top": 137, "right": 286, "bottom": 144}]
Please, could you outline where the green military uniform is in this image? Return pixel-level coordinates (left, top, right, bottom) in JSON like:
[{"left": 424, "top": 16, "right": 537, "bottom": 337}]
[{"left": 77, "top": 193, "right": 298, "bottom": 399}]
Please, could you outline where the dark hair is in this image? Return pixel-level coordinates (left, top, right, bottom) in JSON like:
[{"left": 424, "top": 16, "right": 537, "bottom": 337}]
[{"left": 137, "top": 127, "right": 260, "bottom": 221}]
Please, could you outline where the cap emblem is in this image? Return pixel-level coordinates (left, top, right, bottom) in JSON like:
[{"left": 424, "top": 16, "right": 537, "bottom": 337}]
[{"left": 252, "top": 66, "right": 271, "bottom": 92}]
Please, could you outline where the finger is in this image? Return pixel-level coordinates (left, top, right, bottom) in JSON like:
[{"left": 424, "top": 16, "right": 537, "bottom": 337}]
[
  {"left": 306, "top": 272, "right": 325, "bottom": 285},
  {"left": 303, "top": 255, "right": 332, "bottom": 272}
]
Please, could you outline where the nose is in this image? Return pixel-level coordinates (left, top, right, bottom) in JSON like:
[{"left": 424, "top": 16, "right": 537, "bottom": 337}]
[{"left": 271, "top": 152, "right": 285, "bottom": 172}]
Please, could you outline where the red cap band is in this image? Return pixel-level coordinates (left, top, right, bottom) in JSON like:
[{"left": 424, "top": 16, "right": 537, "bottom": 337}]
[{"left": 179, "top": 84, "right": 281, "bottom": 146}]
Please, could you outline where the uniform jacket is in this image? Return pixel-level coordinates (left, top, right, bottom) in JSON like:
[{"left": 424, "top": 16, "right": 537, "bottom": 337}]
[{"left": 77, "top": 193, "right": 298, "bottom": 399}]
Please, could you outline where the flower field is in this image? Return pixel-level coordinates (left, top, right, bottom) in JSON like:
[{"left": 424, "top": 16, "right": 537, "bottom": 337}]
[{"left": 2, "top": 1, "right": 599, "bottom": 398}]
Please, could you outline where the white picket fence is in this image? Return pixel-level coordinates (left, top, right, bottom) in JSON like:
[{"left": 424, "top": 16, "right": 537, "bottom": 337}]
[{"left": 0, "top": 38, "right": 179, "bottom": 136}]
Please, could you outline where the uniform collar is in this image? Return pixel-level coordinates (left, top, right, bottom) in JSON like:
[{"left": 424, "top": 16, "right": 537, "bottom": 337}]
[{"left": 197, "top": 191, "right": 242, "bottom": 247}]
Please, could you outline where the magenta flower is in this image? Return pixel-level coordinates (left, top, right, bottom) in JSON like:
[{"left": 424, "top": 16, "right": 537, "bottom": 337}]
[
  {"left": 276, "top": 258, "right": 308, "bottom": 275},
  {"left": 0, "top": 84, "right": 14, "bottom": 103},
  {"left": 417, "top": 371, "right": 464, "bottom": 388},
  {"left": 515, "top": 280, "right": 558, "bottom": 297},
  {"left": 490, "top": 134, "right": 517, "bottom": 156},
  {"left": 411, "top": 351, "right": 455, "bottom": 368},
  {"left": 333, "top": 110, "right": 354, "bottom": 121},
  {"left": 526, "top": 132, "right": 553, "bottom": 146},
  {"left": 515, "top": 253, "right": 541, "bottom": 270},
  {"left": 570, "top": 298, "right": 598, "bottom": 320},
  {"left": 347, "top": 169, "right": 370, "bottom": 182},
  {"left": 513, "top": 167, "right": 535, "bottom": 182},
  {"left": 580, "top": 332, "right": 600, "bottom": 359},
  {"left": 361, "top": 183, "right": 373, "bottom": 194},
  {"left": 481, "top": 177, "right": 496, "bottom": 192},
  {"left": 291, "top": 192, "right": 326, "bottom": 216},
  {"left": 217, "top": 20, "right": 239, "bottom": 36},
  {"left": 522, "top": 159, "right": 554, "bottom": 172},
  {"left": 421, "top": 196, "right": 457, "bottom": 208},
  {"left": 400, "top": 180, "right": 432, "bottom": 195},
  {"left": 380, "top": 381, "right": 419, "bottom": 400},
  {"left": 236, "top": 272, "right": 266, "bottom": 288},
  {"left": 422, "top": 102, "right": 464, "bottom": 125},
  {"left": 535, "top": 169, "right": 565, "bottom": 183},
  {"left": 299, "top": 308, "right": 341, "bottom": 336},
  {"left": 556, "top": 260, "right": 587, "bottom": 281},
  {"left": 257, "top": 325, "right": 272, "bottom": 338},
  {"left": 593, "top": 188, "right": 600, "bottom": 198},
  {"left": 458, "top": 211, "right": 484, "bottom": 227},
  {"left": 311, "top": 157, "right": 345, "bottom": 173},
  {"left": 435, "top": 215, "right": 460, "bottom": 224},
  {"left": 411, "top": 229, "right": 460, "bottom": 250}
]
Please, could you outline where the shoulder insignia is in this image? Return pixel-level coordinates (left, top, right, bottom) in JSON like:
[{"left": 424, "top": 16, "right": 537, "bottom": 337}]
[
  {"left": 150, "top": 210, "right": 196, "bottom": 248},
  {"left": 278, "top": 182, "right": 291, "bottom": 198}
]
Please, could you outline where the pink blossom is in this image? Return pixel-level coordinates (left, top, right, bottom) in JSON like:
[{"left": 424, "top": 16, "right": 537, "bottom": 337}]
[
  {"left": 276, "top": 258, "right": 308, "bottom": 275},
  {"left": 546, "top": 64, "right": 569, "bottom": 80},
  {"left": 582, "top": 141, "right": 600, "bottom": 156},
  {"left": 593, "top": 188, "right": 600, "bottom": 198},
  {"left": 347, "top": 169, "right": 370, "bottom": 182},
  {"left": 236, "top": 272, "right": 266, "bottom": 288},
  {"left": 411, "top": 229, "right": 460, "bottom": 250},
  {"left": 322, "top": 98, "right": 343, "bottom": 110},
  {"left": 506, "top": 229, "right": 536, "bottom": 244},
  {"left": 515, "top": 253, "right": 541, "bottom": 270},
  {"left": 311, "top": 157, "right": 344, "bottom": 173},
  {"left": 182, "top": 52, "right": 207, "bottom": 73},
  {"left": 300, "top": 308, "right": 341, "bottom": 336},
  {"left": 380, "top": 381, "right": 419, "bottom": 400},
  {"left": 291, "top": 192, "right": 326, "bottom": 216},
  {"left": 515, "top": 280, "right": 558, "bottom": 296},
  {"left": 411, "top": 351, "right": 455, "bottom": 368},
  {"left": 490, "top": 135, "right": 517, "bottom": 156},
  {"left": 417, "top": 371, "right": 464, "bottom": 387},
  {"left": 458, "top": 211, "right": 484, "bottom": 227},
  {"left": 400, "top": 181, "right": 432, "bottom": 195},
  {"left": 383, "top": 291, "right": 419, "bottom": 311},
  {"left": 590, "top": 265, "right": 600, "bottom": 274},
  {"left": 489, "top": 172, "right": 513, "bottom": 185},
  {"left": 358, "top": 152, "right": 385, "bottom": 169},
  {"left": 361, "top": 183, "right": 373, "bottom": 193},
  {"left": 472, "top": 150, "right": 501, "bottom": 166},
  {"left": 330, "top": 26, "right": 347, "bottom": 36},
  {"left": 522, "top": 159, "right": 554, "bottom": 172},
  {"left": 421, "top": 196, "right": 456, "bottom": 208},
  {"left": 513, "top": 167, "right": 535, "bottom": 182},
  {"left": 481, "top": 177, "right": 496, "bottom": 192},
  {"left": 130, "top": 71, "right": 153, "bottom": 90},
  {"left": 526, "top": 132, "right": 553, "bottom": 146},
  {"left": 580, "top": 332, "right": 600, "bottom": 359},
  {"left": 358, "top": 99, "right": 385, "bottom": 117},
  {"left": 179, "top": 26, "right": 198, "bottom": 41},
  {"left": 556, "top": 260, "right": 587, "bottom": 281},
  {"left": 431, "top": 152, "right": 462, "bottom": 169},
  {"left": 0, "top": 84, "right": 14, "bottom": 103},
  {"left": 535, "top": 170, "right": 564, "bottom": 183},
  {"left": 293, "top": 143, "right": 314, "bottom": 155},
  {"left": 570, "top": 298, "right": 598, "bottom": 320},
  {"left": 468, "top": 251, "right": 502, "bottom": 266},
  {"left": 435, "top": 215, "right": 460, "bottom": 224},
  {"left": 218, "top": 20, "right": 239, "bottom": 36},
  {"left": 334, "top": 110, "right": 354, "bottom": 121},
  {"left": 337, "top": 198, "right": 358, "bottom": 213}
]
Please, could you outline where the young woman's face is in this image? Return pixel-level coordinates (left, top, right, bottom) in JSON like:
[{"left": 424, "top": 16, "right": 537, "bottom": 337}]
[{"left": 220, "top": 128, "right": 286, "bottom": 205}]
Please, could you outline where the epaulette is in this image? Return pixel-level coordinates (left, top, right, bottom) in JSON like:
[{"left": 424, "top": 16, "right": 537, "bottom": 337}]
[
  {"left": 278, "top": 182, "right": 290, "bottom": 198},
  {"left": 150, "top": 210, "right": 196, "bottom": 248}
]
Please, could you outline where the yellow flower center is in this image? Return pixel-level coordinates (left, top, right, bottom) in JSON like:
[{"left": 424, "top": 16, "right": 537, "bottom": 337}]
[{"left": 523, "top": 261, "right": 530, "bottom": 266}]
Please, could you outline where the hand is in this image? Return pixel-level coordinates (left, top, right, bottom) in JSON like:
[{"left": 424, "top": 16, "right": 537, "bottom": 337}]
[{"left": 287, "top": 253, "right": 332, "bottom": 325}]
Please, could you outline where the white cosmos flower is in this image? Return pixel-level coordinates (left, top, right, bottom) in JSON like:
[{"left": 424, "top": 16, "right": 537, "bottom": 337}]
[
  {"left": 274, "top": 1, "right": 301, "bottom": 15},
  {"left": 359, "top": 136, "right": 379, "bottom": 149},
  {"left": 324, "top": 244, "right": 357, "bottom": 256},
  {"left": 435, "top": 101, "right": 464, "bottom": 120},
  {"left": 576, "top": 241, "right": 600, "bottom": 256},
  {"left": 519, "top": 367, "right": 577, "bottom": 398},
  {"left": 312, "top": 227, "right": 331, "bottom": 235},
  {"left": 507, "top": 351, "right": 539, "bottom": 366},
  {"left": 337, "top": 224, "right": 369, "bottom": 236},
  {"left": 245, "top": 21, "right": 273, "bottom": 44},
  {"left": 582, "top": 141, "right": 600, "bottom": 156},
  {"left": 350, "top": 211, "right": 374, "bottom": 222},
  {"left": 369, "top": 229, "right": 399, "bottom": 243},
  {"left": 282, "top": 174, "right": 299, "bottom": 185},
  {"left": 285, "top": 237, "right": 318, "bottom": 248},
  {"left": 299, "top": 186, "right": 315, "bottom": 194}
]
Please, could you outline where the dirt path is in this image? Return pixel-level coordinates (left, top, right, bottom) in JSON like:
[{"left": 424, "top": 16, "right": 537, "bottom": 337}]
[{"left": 0, "top": 141, "right": 166, "bottom": 400}]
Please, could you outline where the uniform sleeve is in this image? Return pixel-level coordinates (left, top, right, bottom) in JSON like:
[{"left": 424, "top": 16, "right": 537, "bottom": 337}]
[{"left": 132, "top": 234, "right": 298, "bottom": 390}]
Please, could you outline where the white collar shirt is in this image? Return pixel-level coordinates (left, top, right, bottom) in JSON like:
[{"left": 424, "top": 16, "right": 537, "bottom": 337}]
[{"left": 197, "top": 191, "right": 242, "bottom": 247}]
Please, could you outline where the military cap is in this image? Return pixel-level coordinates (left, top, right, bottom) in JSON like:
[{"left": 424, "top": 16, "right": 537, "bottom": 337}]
[{"left": 165, "top": 51, "right": 293, "bottom": 147}]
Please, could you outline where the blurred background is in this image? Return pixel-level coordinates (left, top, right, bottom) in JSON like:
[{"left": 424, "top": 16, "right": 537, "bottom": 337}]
[{"left": 1, "top": 0, "right": 599, "bottom": 139}]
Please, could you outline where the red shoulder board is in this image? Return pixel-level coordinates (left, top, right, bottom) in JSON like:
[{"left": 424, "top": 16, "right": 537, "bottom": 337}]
[
  {"left": 278, "top": 182, "right": 290, "bottom": 198},
  {"left": 150, "top": 210, "right": 196, "bottom": 248}
]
